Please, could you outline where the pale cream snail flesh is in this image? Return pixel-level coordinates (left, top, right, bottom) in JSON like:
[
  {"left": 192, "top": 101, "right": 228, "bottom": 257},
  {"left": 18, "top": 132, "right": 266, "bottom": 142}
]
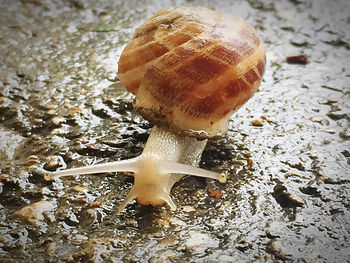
[{"left": 45, "top": 6, "right": 266, "bottom": 211}]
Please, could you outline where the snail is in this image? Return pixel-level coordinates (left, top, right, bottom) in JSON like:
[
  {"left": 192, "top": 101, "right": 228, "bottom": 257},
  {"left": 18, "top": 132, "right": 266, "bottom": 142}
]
[{"left": 45, "top": 6, "right": 266, "bottom": 211}]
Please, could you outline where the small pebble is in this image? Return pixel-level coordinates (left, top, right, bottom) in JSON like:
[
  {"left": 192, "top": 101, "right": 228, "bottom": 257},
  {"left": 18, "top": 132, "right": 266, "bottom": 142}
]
[
  {"left": 325, "top": 129, "right": 335, "bottom": 134},
  {"left": 170, "top": 218, "right": 186, "bottom": 227},
  {"left": 236, "top": 159, "right": 246, "bottom": 165},
  {"left": 99, "top": 11, "right": 110, "bottom": 21},
  {"left": 157, "top": 237, "right": 176, "bottom": 246},
  {"left": 52, "top": 116, "right": 65, "bottom": 125},
  {"left": 157, "top": 218, "right": 169, "bottom": 226},
  {"left": 47, "top": 109, "right": 56, "bottom": 115},
  {"left": 73, "top": 186, "right": 87, "bottom": 194},
  {"left": 25, "top": 155, "right": 39, "bottom": 166},
  {"left": 209, "top": 190, "right": 223, "bottom": 199},
  {"left": 207, "top": 218, "right": 225, "bottom": 229},
  {"left": 125, "top": 220, "right": 135, "bottom": 226},
  {"left": 310, "top": 116, "right": 324, "bottom": 123},
  {"left": 69, "top": 106, "right": 83, "bottom": 116},
  {"left": 325, "top": 99, "right": 338, "bottom": 104},
  {"left": 44, "top": 156, "right": 62, "bottom": 171},
  {"left": 25, "top": 160, "right": 38, "bottom": 166},
  {"left": 286, "top": 54, "right": 308, "bottom": 64},
  {"left": 75, "top": 234, "right": 88, "bottom": 241},
  {"left": 45, "top": 104, "right": 58, "bottom": 110},
  {"left": 252, "top": 118, "right": 264, "bottom": 126},
  {"left": 15, "top": 200, "right": 56, "bottom": 225},
  {"left": 0, "top": 174, "right": 9, "bottom": 182},
  {"left": 91, "top": 202, "right": 101, "bottom": 208},
  {"left": 327, "top": 111, "right": 346, "bottom": 120},
  {"left": 34, "top": 118, "right": 43, "bottom": 124},
  {"left": 261, "top": 115, "right": 275, "bottom": 123},
  {"left": 182, "top": 205, "right": 196, "bottom": 213}
]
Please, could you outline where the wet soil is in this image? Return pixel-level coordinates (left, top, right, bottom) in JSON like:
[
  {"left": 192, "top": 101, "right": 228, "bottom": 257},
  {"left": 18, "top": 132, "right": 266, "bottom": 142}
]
[{"left": 0, "top": 0, "right": 349, "bottom": 262}]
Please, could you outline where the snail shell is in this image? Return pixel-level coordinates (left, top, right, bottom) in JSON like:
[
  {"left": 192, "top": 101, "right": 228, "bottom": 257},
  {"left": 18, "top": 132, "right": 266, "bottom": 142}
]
[{"left": 118, "top": 6, "right": 266, "bottom": 138}]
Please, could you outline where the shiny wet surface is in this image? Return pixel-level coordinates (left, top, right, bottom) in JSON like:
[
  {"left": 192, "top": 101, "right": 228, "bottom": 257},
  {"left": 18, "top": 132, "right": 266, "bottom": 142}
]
[{"left": 0, "top": 0, "right": 349, "bottom": 262}]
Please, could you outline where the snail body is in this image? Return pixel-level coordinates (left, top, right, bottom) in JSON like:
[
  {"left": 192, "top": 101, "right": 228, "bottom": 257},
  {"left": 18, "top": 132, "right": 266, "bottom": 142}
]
[{"left": 46, "top": 6, "right": 266, "bottom": 211}]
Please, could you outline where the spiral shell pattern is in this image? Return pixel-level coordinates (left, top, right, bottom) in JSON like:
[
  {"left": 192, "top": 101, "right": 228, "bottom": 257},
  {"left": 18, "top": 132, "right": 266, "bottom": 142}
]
[{"left": 118, "top": 6, "right": 266, "bottom": 138}]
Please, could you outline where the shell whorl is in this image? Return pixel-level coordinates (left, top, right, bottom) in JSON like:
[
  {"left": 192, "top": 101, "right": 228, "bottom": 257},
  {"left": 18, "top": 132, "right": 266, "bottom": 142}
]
[{"left": 118, "top": 6, "right": 266, "bottom": 138}]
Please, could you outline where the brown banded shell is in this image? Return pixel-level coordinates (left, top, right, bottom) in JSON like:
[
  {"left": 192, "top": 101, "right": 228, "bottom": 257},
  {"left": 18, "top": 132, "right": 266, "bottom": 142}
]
[{"left": 118, "top": 6, "right": 266, "bottom": 138}]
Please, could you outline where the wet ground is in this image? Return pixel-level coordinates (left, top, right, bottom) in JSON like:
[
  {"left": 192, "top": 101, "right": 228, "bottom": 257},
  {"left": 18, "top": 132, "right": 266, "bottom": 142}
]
[{"left": 0, "top": 0, "right": 349, "bottom": 262}]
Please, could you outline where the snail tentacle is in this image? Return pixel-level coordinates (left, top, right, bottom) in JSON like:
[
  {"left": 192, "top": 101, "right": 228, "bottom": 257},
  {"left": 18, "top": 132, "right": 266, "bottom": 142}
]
[
  {"left": 44, "top": 157, "right": 140, "bottom": 180},
  {"left": 160, "top": 160, "right": 227, "bottom": 183}
]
